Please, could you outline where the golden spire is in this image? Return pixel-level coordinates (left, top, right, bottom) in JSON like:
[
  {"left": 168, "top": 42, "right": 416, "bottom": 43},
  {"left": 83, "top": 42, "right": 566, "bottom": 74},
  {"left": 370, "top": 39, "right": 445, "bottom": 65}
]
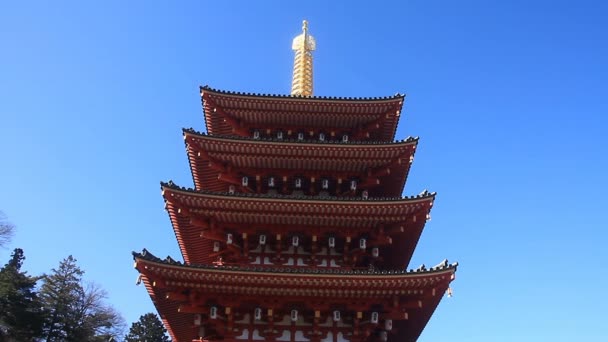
[{"left": 291, "top": 20, "right": 316, "bottom": 96}]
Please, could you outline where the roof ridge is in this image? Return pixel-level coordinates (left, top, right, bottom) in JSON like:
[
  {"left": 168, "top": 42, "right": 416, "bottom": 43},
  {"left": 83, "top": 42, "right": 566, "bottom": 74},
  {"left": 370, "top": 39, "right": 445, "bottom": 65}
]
[
  {"left": 160, "top": 180, "right": 435, "bottom": 201},
  {"left": 133, "top": 249, "right": 458, "bottom": 275},
  {"left": 200, "top": 85, "right": 406, "bottom": 101},
  {"left": 183, "top": 128, "right": 418, "bottom": 145}
]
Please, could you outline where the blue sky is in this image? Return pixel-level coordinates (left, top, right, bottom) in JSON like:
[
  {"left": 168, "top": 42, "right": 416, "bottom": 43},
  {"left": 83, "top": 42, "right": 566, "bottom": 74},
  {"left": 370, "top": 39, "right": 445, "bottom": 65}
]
[{"left": 1, "top": 1, "right": 607, "bottom": 341}]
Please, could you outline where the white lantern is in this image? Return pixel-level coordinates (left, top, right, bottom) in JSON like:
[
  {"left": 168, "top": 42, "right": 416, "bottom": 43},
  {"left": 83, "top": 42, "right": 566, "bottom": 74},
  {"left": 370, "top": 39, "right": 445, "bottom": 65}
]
[
  {"left": 298, "top": 132, "right": 304, "bottom": 140},
  {"left": 292, "top": 236, "right": 299, "bottom": 247},
  {"left": 210, "top": 306, "right": 217, "bottom": 319},
  {"left": 194, "top": 314, "right": 202, "bottom": 326},
  {"left": 254, "top": 307, "right": 262, "bottom": 321},
  {"left": 213, "top": 241, "right": 220, "bottom": 252},
  {"left": 385, "top": 319, "right": 393, "bottom": 331},
  {"left": 291, "top": 309, "right": 298, "bottom": 322},
  {"left": 226, "top": 233, "right": 233, "bottom": 245},
  {"left": 362, "top": 190, "right": 369, "bottom": 199},
  {"left": 372, "top": 247, "right": 379, "bottom": 258},
  {"left": 259, "top": 234, "right": 267, "bottom": 245},
  {"left": 322, "top": 179, "right": 329, "bottom": 189},
  {"left": 371, "top": 312, "right": 379, "bottom": 324},
  {"left": 350, "top": 180, "right": 357, "bottom": 191},
  {"left": 228, "top": 185, "right": 235, "bottom": 194},
  {"left": 277, "top": 131, "right": 283, "bottom": 139},
  {"left": 242, "top": 176, "right": 249, "bottom": 187},
  {"left": 359, "top": 238, "right": 366, "bottom": 250},
  {"left": 253, "top": 130, "right": 260, "bottom": 139},
  {"left": 333, "top": 310, "right": 341, "bottom": 322},
  {"left": 295, "top": 178, "right": 302, "bottom": 188},
  {"left": 342, "top": 134, "right": 349, "bottom": 142},
  {"left": 328, "top": 237, "right": 336, "bottom": 248},
  {"left": 268, "top": 177, "right": 275, "bottom": 187},
  {"left": 319, "top": 132, "right": 325, "bottom": 141}
]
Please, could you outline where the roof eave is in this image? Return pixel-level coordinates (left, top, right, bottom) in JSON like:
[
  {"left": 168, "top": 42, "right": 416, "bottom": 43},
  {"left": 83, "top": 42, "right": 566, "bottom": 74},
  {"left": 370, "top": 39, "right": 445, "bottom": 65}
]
[{"left": 201, "top": 85, "right": 406, "bottom": 102}]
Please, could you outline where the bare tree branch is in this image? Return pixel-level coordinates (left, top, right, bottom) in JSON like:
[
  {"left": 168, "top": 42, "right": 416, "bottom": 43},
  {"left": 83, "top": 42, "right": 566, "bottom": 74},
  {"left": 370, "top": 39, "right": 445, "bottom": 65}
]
[{"left": 0, "top": 211, "right": 15, "bottom": 248}]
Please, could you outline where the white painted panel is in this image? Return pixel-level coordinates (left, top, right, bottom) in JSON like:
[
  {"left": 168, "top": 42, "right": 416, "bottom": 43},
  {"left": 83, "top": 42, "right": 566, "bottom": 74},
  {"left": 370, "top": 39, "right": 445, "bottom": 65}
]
[
  {"left": 235, "top": 329, "right": 249, "bottom": 340},
  {"left": 294, "top": 330, "right": 310, "bottom": 341},
  {"left": 321, "top": 332, "right": 333, "bottom": 342},
  {"left": 252, "top": 329, "right": 264, "bottom": 340},
  {"left": 235, "top": 313, "right": 250, "bottom": 324},
  {"left": 337, "top": 332, "right": 350, "bottom": 342},
  {"left": 276, "top": 330, "right": 291, "bottom": 341},
  {"left": 276, "top": 314, "right": 292, "bottom": 326},
  {"left": 319, "top": 316, "right": 333, "bottom": 327}
]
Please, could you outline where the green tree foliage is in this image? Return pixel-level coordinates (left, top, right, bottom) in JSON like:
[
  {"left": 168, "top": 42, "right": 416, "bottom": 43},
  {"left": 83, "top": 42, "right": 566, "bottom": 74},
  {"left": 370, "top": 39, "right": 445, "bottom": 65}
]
[
  {"left": 125, "top": 313, "right": 170, "bottom": 342},
  {"left": 39, "top": 256, "right": 125, "bottom": 341},
  {"left": 0, "top": 248, "right": 44, "bottom": 341}
]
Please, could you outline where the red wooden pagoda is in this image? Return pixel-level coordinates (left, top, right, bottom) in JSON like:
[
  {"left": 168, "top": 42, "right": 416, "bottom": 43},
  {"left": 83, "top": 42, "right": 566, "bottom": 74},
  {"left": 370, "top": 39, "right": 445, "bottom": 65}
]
[{"left": 134, "top": 21, "right": 457, "bottom": 342}]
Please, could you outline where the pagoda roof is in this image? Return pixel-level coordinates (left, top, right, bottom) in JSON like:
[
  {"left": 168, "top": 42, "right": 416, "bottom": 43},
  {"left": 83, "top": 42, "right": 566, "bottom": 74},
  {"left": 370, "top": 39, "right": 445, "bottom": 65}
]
[
  {"left": 134, "top": 249, "right": 456, "bottom": 342},
  {"left": 161, "top": 181, "right": 434, "bottom": 265},
  {"left": 134, "top": 249, "right": 457, "bottom": 290},
  {"left": 202, "top": 85, "right": 405, "bottom": 102},
  {"left": 184, "top": 129, "right": 417, "bottom": 197},
  {"left": 201, "top": 86, "right": 405, "bottom": 141}
]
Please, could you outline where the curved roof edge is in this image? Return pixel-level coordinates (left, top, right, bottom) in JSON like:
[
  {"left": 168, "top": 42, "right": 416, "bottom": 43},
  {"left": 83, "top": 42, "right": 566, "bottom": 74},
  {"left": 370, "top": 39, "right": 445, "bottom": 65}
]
[
  {"left": 183, "top": 127, "right": 418, "bottom": 145},
  {"left": 161, "top": 180, "right": 436, "bottom": 202},
  {"left": 201, "top": 85, "right": 406, "bottom": 102},
  {"left": 133, "top": 249, "right": 457, "bottom": 275}
]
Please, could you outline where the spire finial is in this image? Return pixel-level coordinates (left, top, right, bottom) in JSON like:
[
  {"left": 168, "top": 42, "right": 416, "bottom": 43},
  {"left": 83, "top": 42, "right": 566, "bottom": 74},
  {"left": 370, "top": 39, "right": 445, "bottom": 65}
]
[{"left": 291, "top": 20, "right": 316, "bottom": 97}]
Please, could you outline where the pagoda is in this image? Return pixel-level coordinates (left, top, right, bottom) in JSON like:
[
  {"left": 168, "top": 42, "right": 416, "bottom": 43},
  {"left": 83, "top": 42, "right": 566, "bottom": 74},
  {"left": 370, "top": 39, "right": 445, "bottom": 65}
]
[{"left": 134, "top": 21, "right": 457, "bottom": 342}]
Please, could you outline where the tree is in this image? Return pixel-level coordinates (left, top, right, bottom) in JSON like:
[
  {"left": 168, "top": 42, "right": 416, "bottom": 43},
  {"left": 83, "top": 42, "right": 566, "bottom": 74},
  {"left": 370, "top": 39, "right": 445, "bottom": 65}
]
[
  {"left": 125, "top": 313, "right": 170, "bottom": 342},
  {"left": 0, "top": 248, "right": 44, "bottom": 340},
  {"left": 39, "top": 256, "right": 125, "bottom": 342},
  {"left": 0, "top": 211, "right": 14, "bottom": 248}
]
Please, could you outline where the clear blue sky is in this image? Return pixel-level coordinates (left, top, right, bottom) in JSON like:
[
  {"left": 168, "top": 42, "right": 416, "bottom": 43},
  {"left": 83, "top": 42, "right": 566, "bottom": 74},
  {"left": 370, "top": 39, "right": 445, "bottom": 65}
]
[{"left": 1, "top": 1, "right": 607, "bottom": 341}]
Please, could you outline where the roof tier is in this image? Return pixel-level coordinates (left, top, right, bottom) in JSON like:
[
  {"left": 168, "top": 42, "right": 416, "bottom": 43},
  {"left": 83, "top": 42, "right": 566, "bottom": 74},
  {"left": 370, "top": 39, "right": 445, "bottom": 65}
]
[
  {"left": 162, "top": 182, "right": 434, "bottom": 267},
  {"left": 184, "top": 129, "right": 417, "bottom": 197},
  {"left": 134, "top": 250, "right": 457, "bottom": 342},
  {"left": 201, "top": 86, "right": 405, "bottom": 141}
]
